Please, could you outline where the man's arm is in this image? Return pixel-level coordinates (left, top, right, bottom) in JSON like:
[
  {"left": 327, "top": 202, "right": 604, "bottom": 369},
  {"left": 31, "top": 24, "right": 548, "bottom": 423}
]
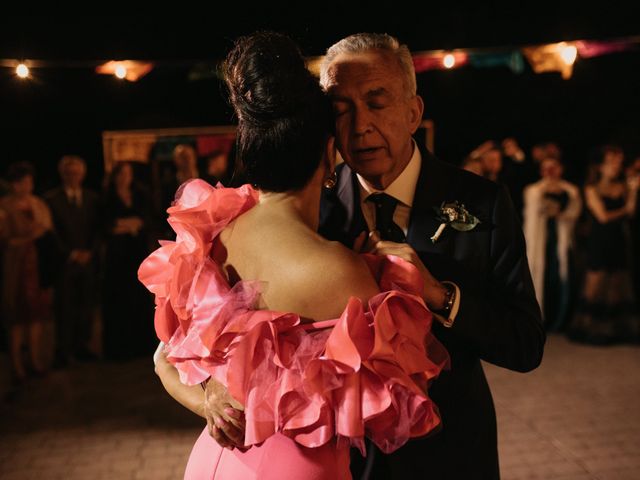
[{"left": 367, "top": 184, "right": 544, "bottom": 373}]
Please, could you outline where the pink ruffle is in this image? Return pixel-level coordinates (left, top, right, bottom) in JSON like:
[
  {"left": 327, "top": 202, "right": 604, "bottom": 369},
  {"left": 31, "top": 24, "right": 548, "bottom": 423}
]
[{"left": 139, "top": 180, "right": 449, "bottom": 454}]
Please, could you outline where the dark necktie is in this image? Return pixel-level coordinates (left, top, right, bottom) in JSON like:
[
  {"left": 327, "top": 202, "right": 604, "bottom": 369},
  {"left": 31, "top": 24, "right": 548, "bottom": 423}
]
[{"left": 367, "top": 193, "right": 406, "bottom": 242}]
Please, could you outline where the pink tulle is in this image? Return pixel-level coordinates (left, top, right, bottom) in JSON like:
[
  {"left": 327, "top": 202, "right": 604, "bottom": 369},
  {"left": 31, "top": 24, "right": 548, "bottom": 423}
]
[{"left": 138, "top": 179, "right": 449, "bottom": 455}]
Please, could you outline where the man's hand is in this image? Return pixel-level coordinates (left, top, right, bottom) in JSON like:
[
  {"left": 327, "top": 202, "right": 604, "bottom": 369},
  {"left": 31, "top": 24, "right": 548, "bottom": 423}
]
[
  {"left": 502, "top": 138, "right": 525, "bottom": 161},
  {"left": 368, "top": 240, "right": 448, "bottom": 311},
  {"left": 203, "top": 378, "right": 246, "bottom": 450},
  {"left": 70, "top": 249, "right": 92, "bottom": 265},
  {"left": 469, "top": 140, "right": 495, "bottom": 160},
  {"left": 353, "top": 230, "right": 381, "bottom": 253}
]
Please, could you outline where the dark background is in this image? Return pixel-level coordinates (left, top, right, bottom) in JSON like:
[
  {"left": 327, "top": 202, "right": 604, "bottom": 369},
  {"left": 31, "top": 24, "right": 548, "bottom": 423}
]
[{"left": 1, "top": 8, "right": 639, "bottom": 190}]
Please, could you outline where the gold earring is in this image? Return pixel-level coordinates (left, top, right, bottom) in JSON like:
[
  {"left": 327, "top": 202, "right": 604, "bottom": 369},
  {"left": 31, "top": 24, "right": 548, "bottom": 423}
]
[{"left": 324, "top": 171, "right": 337, "bottom": 189}]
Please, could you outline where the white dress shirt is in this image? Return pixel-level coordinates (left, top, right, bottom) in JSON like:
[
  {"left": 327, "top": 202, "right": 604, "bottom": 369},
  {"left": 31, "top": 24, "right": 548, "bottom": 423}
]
[
  {"left": 65, "top": 187, "right": 83, "bottom": 207},
  {"left": 356, "top": 141, "right": 422, "bottom": 236}
]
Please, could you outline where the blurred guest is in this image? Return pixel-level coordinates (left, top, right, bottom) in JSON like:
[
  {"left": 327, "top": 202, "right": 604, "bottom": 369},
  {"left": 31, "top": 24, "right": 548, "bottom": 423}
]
[
  {"left": 0, "top": 176, "right": 8, "bottom": 349},
  {"left": 102, "top": 162, "right": 154, "bottom": 361},
  {"left": 44, "top": 155, "right": 101, "bottom": 366},
  {"left": 0, "top": 162, "right": 54, "bottom": 383},
  {"left": 568, "top": 146, "right": 639, "bottom": 344},
  {"left": 628, "top": 155, "right": 640, "bottom": 301},
  {"left": 0, "top": 178, "right": 10, "bottom": 197},
  {"left": 523, "top": 157, "right": 581, "bottom": 331},
  {"left": 501, "top": 137, "right": 532, "bottom": 216},
  {"left": 480, "top": 147, "right": 503, "bottom": 182},
  {"left": 531, "top": 142, "right": 561, "bottom": 167},
  {"left": 467, "top": 141, "right": 504, "bottom": 181},
  {"left": 161, "top": 144, "right": 199, "bottom": 211},
  {"left": 461, "top": 156, "right": 484, "bottom": 176},
  {"left": 201, "top": 150, "right": 229, "bottom": 186},
  {"left": 159, "top": 144, "right": 199, "bottom": 239}
]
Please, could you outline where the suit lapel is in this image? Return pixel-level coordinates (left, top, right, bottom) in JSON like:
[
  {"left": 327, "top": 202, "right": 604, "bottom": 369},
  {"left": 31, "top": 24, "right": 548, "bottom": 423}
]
[
  {"left": 336, "top": 165, "right": 367, "bottom": 242},
  {"left": 407, "top": 148, "right": 456, "bottom": 255},
  {"left": 322, "top": 148, "right": 461, "bottom": 252},
  {"left": 319, "top": 163, "right": 366, "bottom": 246}
]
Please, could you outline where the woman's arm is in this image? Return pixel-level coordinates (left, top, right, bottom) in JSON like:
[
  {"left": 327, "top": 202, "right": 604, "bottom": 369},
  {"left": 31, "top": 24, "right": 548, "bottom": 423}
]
[
  {"left": 626, "top": 179, "right": 638, "bottom": 216},
  {"left": 558, "top": 183, "right": 582, "bottom": 221},
  {"left": 154, "top": 345, "right": 246, "bottom": 449},
  {"left": 154, "top": 348, "right": 205, "bottom": 418},
  {"left": 584, "top": 186, "right": 628, "bottom": 223}
]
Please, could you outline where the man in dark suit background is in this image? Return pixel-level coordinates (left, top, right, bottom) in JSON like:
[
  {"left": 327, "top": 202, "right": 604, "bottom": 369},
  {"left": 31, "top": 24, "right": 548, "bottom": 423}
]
[
  {"left": 317, "top": 33, "right": 544, "bottom": 479},
  {"left": 45, "top": 155, "right": 101, "bottom": 366}
]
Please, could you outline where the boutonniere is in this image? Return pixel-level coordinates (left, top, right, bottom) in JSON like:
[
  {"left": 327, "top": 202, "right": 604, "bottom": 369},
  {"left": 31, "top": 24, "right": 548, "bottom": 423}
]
[{"left": 430, "top": 201, "right": 480, "bottom": 243}]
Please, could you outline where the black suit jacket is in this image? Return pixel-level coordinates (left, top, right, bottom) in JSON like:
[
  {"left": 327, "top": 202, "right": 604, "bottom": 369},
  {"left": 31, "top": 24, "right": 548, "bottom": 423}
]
[
  {"left": 44, "top": 187, "right": 102, "bottom": 262},
  {"left": 320, "top": 147, "right": 544, "bottom": 479}
]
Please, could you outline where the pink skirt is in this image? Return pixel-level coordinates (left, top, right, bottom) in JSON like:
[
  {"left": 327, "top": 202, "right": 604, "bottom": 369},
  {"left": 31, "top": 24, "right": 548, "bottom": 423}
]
[{"left": 184, "top": 428, "right": 351, "bottom": 480}]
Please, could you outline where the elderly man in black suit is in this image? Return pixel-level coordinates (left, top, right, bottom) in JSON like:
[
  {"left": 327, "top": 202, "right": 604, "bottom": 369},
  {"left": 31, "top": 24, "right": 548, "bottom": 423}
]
[
  {"left": 45, "top": 155, "right": 101, "bottom": 366},
  {"left": 314, "top": 33, "right": 544, "bottom": 479}
]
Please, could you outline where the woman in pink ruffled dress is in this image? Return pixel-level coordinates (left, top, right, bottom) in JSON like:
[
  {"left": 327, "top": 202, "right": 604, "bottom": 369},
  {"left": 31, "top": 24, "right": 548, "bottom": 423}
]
[{"left": 139, "top": 32, "right": 447, "bottom": 479}]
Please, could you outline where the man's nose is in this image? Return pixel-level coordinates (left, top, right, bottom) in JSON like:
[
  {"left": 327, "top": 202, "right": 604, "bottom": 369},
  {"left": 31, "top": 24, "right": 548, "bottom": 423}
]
[{"left": 352, "top": 108, "right": 373, "bottom": 136}]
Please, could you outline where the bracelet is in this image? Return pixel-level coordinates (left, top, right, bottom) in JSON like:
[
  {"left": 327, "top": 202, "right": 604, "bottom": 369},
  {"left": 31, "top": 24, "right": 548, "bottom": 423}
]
[{"left": 440, "top": 283, "right": 455, "bottom": 314}]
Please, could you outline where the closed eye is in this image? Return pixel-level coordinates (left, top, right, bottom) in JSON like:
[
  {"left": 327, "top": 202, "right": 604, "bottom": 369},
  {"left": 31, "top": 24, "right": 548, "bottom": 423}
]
[{"left": 332, "top": 102, "right": 351, "bottom": 117}]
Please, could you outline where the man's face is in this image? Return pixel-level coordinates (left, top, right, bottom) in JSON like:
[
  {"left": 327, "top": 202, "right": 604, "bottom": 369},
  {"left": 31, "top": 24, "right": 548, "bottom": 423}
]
[
  {"left": 601, "top": 152, "right": 624, "bottom": 179},
  {"left": 481, "top": 150, "right": 503, "bottom": 175},
  {"left": 540, "top": 158, "right": 563, "bottom": 180},
  {"left": 61, "top": 161, "right": 85, "bottom": 188},
  {"left": 12, "top": 175, "right": 33, "bottom": 196},
  {"left": 324, "top": 50, "right": 423, "bottom": 188}
]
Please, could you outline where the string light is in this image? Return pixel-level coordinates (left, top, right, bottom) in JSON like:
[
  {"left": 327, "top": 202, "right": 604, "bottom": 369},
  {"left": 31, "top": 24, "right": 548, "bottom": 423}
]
[
  {"left": 443, "top": 53, "right": 456, "bottom": 69},
  {"left": 0, "top": 35, "right": 633, "bottom": 82},
  {"left": 96, "top": 60, "right": 153, "bottom": 81},
  {"left": 16, "top": 63, "right": 30, "bottom": 78}
]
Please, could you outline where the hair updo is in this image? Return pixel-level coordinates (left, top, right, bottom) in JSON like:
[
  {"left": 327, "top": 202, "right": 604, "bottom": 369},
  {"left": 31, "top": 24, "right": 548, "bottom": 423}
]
[{"left": 224, "top": 31, "right": 334, "bottom": 192}]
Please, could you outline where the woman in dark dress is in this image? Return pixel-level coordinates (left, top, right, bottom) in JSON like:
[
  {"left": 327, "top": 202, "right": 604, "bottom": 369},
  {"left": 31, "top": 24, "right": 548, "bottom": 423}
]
[
  {"left": 569, "top": 146, "right": 639, "bottom": 344},
  {"left": 102, "top": 162, "right": 155, "bottom": 360}
]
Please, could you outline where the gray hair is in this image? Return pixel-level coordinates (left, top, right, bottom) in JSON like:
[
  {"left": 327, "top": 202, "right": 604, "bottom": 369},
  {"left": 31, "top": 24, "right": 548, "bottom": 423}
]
[
  {"left": 58, "top": 154, "right": 86, "bottom": 171},
  {"left": 319, "top": 33, "right": 417, "bottom": 96}
]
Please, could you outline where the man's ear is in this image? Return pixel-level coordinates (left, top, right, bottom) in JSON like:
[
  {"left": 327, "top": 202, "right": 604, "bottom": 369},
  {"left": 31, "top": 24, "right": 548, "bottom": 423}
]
[
  {"left": 324, "top": 136, "right": 337, "bottom": 172},
  {"left": 408, "top": 95, "right": 425, "bottom": 134}
]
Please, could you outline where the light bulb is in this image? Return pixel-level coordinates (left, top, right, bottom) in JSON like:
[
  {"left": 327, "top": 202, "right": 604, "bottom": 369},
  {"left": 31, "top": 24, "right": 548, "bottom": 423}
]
[
  {"left": 443, "top": 54, "right": 456, "bottom": 69},
  {"left": 16, "top": 63, "right": 30, "bottom": 78},
  {"left": 559, "top": 44, "right": 578, "bottom": 65},
  {"left": 115, "top": 64, "right": 127, "bottom": 79}
]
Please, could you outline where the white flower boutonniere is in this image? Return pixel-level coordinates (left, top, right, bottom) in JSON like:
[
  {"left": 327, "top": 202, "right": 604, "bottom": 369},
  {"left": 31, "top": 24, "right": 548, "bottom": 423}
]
[{"left": 430, "top": 201, "right": 480, "bottom": 243}]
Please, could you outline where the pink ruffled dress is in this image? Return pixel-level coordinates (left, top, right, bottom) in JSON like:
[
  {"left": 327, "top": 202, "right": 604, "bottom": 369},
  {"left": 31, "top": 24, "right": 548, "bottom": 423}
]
[{"left": 139, "top": 180, "right": 449, "bottom": 479}]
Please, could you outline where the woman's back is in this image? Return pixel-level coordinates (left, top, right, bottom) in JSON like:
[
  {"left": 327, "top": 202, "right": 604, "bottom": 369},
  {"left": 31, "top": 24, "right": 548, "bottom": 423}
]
[{"left": 216, "top": 198, "right": 379, "bottom": 321}]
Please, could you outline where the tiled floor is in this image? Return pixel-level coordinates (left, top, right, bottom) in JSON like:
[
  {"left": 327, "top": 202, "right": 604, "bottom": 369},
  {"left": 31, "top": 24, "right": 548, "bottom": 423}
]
[{"left": 0, "top": 334, "right": 638, "bottom": 479}]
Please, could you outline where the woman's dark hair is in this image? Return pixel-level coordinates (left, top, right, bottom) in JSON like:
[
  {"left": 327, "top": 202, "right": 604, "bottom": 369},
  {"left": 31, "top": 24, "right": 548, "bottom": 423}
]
[
  {"left": 105, "top": 161, "right": 144, "bottom": 197},
  {"left": 224, "top": 31, "right": 334, "bottom": 192},
  {"left": 6, "top": 161, "right": 35, "bottom": 182},
  {"left": 586, "top": 144, "right": 625, "bottom": 185}
]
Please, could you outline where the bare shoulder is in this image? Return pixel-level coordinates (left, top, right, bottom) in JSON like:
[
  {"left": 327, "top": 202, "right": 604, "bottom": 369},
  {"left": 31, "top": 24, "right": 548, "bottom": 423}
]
[
  {"left": 221, "top": 207, "right": 380, "bottom": 319},
  {"left": 269, "top": 237, "right": 380, "bottom": 320},
  {"left": 309, "top": 239, "right": 379, "bottom": 299}
]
